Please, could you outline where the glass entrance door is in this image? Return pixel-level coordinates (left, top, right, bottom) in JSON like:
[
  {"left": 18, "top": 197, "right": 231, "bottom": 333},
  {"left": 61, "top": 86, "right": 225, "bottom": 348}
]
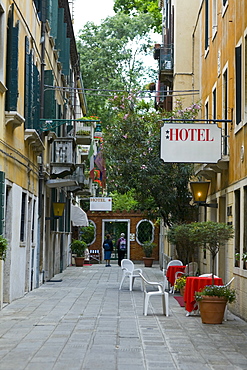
[{"left": 103, "top": 220, "right": 129, "bottom": 260}]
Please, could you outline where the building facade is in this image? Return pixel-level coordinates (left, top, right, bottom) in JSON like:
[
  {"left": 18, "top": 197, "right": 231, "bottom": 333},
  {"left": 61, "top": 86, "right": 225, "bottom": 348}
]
[
  {"left": 0, "top": 0, "right": 93, "bottom": 307},
  {"left": 193, "top": 0, "right": 247, "bottom": 320},
  {"left": 157, "top": 0, "right": 247, "bottom": 320}
]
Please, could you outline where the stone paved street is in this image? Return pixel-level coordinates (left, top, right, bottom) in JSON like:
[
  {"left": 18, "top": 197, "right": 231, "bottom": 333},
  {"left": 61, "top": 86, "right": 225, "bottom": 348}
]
[{"left": 0, "top": 263, "right": 246, "bottom": 370}]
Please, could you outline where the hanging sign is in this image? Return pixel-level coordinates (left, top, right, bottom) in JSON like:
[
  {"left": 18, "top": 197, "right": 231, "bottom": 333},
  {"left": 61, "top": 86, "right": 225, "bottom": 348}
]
[
  {"left": 90, "top": 197, "right": 112, "bottom": 211},
  {"left": 160, "top": 123, "right": 222, "bottom": 163}
]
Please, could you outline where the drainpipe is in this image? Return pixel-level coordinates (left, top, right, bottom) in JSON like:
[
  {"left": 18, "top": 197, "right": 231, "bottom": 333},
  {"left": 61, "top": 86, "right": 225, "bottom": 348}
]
[{"left": 36, "top": 2, "right": 46, "bottom": 287}]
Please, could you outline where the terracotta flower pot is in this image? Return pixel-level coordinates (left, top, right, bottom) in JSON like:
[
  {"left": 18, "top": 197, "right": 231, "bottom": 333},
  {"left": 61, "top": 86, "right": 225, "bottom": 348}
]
[
  {"left": 143, "top": 257, "right": 154, "bottom": 267},
  {"left": 180, "top": 286, "right": 185, "bottom": 297},
  {"left": 74, "top": 257, "right": 85, "bottom": 267},
  {"left": 199, "top": 296, "right": 227, "bottom": 324}
]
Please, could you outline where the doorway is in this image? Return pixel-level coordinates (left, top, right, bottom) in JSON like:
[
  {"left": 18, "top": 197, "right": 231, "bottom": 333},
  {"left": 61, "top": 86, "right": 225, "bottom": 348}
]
[{"left": 102, "top": 219, "right": 130, "bottom": 260}]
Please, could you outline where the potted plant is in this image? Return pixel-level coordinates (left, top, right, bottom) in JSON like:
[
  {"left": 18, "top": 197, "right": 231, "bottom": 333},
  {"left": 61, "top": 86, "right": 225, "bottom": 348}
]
[
  {"left": 190, "top": 221, "right": 234, "bottom": 284},
  {"left": 174, "top": 275, "right": 187, "bottom": 296},
  {"left": 235, "top": 252, "right": 240, "bottom": 267},
  {"left": 167, "top": 223, "right": 198, "bottom": 270},
  {"left": 242, "top": 253, "right": 247, "bottom": 269},
  {"left": 189, "top": 221, "right": 234, "bottom": 324},
  {"left": 195, "top": 285, "right": 236, "bottom": 324},
  {"left": 70, "top": 239, "right": 87, "bottom": 266},
  {"left": 142, "top": 241, "right": 156, "bottom": 267},
  {"left": 0, "top": 235, "right": 8, "bottom": 260}
]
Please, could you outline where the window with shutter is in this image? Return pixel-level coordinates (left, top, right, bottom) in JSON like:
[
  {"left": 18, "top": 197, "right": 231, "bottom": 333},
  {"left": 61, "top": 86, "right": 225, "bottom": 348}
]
[
  {"left": 235, "top": 45, "right": 242, "bottom": 125},
  {"left": 44, "top": 70, "right": 56, "bottom": 119},
  {"left": 20, "top": 193, "right": 26, "bottom": 243},
  {"left": 56, "top": 8, "right": 65, "bottom": 52},
  {"left": 33, "top": 65, "right": 40, "bottom": 130},
  {"left": 56, "top": 8, "right": 70, "bottom": 75},
  {"left": 5, "top": 6, "right": 19, "bottom": 111},
  {"left": 0, "top": 172, "right": 5, "bottom": 235},
  {"left": 25, "top": 38, "right": 40, "bottom": 130},
  {"left": 47, "top": 0, "right": 58, "bottom": 41}
]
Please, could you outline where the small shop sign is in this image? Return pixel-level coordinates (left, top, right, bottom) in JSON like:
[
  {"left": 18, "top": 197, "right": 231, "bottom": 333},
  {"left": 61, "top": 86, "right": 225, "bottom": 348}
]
[{"left": 90, "top": 197, "right": 112, "bottom": 211}]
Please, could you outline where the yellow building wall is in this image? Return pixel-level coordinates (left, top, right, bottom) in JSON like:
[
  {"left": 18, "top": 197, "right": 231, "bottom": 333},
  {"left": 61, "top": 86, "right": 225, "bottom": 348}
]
[{"left": 193, "top": 0, "right": 247, "bottom": 320}]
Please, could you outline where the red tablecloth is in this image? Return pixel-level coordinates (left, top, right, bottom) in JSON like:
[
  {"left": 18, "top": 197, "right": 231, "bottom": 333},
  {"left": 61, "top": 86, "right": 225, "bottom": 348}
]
[
  {"left": 184, "top": 276, "right": 223, "bottom": 312},
  {"left": 166, "top": 265, "right": 186, "bottom": 286}
]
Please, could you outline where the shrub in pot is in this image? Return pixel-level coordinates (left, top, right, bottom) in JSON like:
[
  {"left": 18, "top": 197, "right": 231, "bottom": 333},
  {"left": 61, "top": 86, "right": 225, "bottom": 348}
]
[
  {"left": 242, "top": 253, "right": 247, "bottom": 269},
  {"left": 142, "top": 241, "right": 156, "bottom": 267},
  {"left": 174, "top": 275, "right": 187, "bottom": 296},
  {"left": 188, "top": 221, "right": 234, "bottom": 324},
  {"left": 189, "top": 221, "right": 234, "bottom": 284},
  {"left": 195, "top": 285, "right": 236, "bottom": 324},
  {"left": 70, "top": 239, "right": 87, "bottom": 266},
  {"left": 167, "top": 223, "right": 199, "bottom": 266}
]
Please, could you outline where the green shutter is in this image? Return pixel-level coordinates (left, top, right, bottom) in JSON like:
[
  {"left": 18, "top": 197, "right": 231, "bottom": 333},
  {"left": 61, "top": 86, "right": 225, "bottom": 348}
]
[
  {"left": 5, "top": 16, "right": 19, "bottom": 111},
  {"left": 0, "top": 172, "right": 5, "bottom": 235},
  {"left": 61, "top": 37, "right": 70, "bottom": 76},
  {"left": 55, "top": 8, "right": 70, "bottom": 75},
  {"left": 48, "top": 0, "right": 58, "bottom": 40},
  {"left": 56, "top": 8, "right": 65, "bottom": 53},
  {"left": 33, "top": 65, "right": 40, "bottom": 130},
  {"left": 25, "top": 42, "right": 40, "bottom": 130},
  {"left": 24, "top": 37, "right": 31, "bottom": 128},
  {"left": 44, "top": 70, "right": 56, "bottom": 119}
]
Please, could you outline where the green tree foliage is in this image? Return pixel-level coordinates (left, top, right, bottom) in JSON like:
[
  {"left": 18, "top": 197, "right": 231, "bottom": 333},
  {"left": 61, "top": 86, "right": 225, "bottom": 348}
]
[
  {"left": 113, "top": 0, "right": 162, "bottom": 33},
  {"left": 104, "top": 93, "right": 201, "bottom": 225},
  {"left": 76, "top": 13, "right": 156, "bottom": 122},
  {"left": 110, "top": 190, "right": 139, "bottom": 212}
]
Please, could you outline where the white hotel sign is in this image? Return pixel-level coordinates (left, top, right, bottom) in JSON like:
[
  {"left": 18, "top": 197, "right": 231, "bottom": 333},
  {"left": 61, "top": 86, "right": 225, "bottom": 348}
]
[
  {"left": 90, "top": 197, "right": 112, "bottom": 211},
  {"left": 161, "top": 123, "right": 222, "bottom": 163}
]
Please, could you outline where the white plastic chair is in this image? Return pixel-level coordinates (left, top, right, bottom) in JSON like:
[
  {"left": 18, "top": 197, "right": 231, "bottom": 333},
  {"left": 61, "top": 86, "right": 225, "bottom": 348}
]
[
  {"left": 199, "top": 273, "right": 219, "bottom": 278},
  {"left": 220, "top": 277, "right": 235, "bottom": 321},
  {"left": 139, "top": 273, "right": 169, "bottom": 317},
  {"left": 119, "top": 259, "right": 143, "bottom": 291},
  {"left": 165, "top": 260, "right": 183, "bottom": 292}
]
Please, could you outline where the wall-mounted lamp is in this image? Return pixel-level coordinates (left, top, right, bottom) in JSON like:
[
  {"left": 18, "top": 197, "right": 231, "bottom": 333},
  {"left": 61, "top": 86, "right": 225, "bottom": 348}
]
[
  {"left": 53, "top": 202, "right": 66, "bottom": 216},
  {"left": 190, "top": 181, "right": 210, "bottom": 203},
  {"left": 190, "top": 181, "right": 217, "bottom": 208},
  {"left": 190, "top": 181, "right": 218, "bottom": 222},
  {"left": 46, "top": 202, "right": 66, "bottom": 220}
]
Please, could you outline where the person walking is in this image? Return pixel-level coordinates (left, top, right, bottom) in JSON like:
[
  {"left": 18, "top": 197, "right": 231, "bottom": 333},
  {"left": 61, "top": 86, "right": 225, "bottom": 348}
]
[
  {"left": 103, "top": 234, "right": 113, "bottom": 267},
  {"left": 117, "top": 233, "right": 127, "bottom": 266}
]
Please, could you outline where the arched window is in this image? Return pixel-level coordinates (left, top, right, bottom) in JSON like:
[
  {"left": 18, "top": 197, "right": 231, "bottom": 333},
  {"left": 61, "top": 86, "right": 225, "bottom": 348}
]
[{"left": 136, "top": 219, "right": 154, "bottom": 245}]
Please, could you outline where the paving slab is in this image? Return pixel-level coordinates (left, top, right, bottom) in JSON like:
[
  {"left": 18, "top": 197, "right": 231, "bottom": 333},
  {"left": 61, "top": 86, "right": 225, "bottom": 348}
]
[{"left": 0, "top": 263, "right": 246, "bottom": 370}]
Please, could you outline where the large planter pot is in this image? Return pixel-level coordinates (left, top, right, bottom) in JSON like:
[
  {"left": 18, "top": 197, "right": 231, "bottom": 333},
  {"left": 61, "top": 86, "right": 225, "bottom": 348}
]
[
  {"left": 143, "top": 257, "right": 154, "bottom": 267},
  {"left": 74, "top": 257, "right": 85, "bottom": 267},
  {"left": 199, "top": 296, "right": 227, "bottom": 324}
]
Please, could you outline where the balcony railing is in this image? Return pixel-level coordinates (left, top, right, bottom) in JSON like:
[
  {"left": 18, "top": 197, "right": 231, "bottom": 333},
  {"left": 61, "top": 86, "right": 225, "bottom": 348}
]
[{"left": 50, "top": 138, "right": 76, "bottom": 177}]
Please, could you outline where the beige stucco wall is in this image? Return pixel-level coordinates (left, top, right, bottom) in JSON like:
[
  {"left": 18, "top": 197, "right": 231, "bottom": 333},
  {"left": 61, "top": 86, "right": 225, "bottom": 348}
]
[{"left": 172, "top": 0, "right": 201, "bottom": 108}]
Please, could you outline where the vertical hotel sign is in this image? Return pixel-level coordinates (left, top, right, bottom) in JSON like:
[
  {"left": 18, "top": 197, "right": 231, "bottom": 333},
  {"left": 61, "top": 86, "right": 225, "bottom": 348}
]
[{"left": 160, "top": 123, "right": 222, "bottom": 163}]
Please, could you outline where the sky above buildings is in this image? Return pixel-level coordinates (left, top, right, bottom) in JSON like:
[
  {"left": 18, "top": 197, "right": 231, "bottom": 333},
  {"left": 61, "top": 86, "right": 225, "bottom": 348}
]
[{"left": 73, "top": 0, "right": 115, "bottom": 35}]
